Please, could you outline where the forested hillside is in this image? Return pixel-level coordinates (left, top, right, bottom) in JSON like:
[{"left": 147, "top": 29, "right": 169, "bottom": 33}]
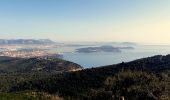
[
  {"left": 0, "top": 56, "right": 82, "bottom": 74},
  {"left": 0, "top": 55, "right": 169, "bottom": 100}
]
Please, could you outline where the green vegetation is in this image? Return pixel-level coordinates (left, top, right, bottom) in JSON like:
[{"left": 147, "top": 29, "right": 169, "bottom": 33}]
[
  {"left": 0, "top": 92, "right": 63, "bottom": 100},
  {"left": 0, "top": 56, "right": 82, "bottom": 74},
  {"left": 0, "top": 55, "right": 169, "bottom": 100},
  {"left": 102, "top": 71, "right": 169, "bottom": 100}
]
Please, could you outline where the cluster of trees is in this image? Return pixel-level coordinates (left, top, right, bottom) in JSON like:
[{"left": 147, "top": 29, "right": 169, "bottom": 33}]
[{"left": 7, "top": 70, "right": 169, "bottom": 100}]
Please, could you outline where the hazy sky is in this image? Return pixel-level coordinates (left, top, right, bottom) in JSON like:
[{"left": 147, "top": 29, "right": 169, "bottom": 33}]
[{"left": 0, "top": 0, "right": 170, "bottom": 44}]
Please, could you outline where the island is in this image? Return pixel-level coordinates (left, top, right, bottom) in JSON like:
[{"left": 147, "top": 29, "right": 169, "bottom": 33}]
[{"left": 76, "top": 45, "right": 134, "bottom": 53}]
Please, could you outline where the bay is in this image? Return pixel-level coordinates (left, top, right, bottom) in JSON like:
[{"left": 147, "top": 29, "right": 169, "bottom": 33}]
[{"left": 50, "top": 45, "right": 170, "bottom": 68}]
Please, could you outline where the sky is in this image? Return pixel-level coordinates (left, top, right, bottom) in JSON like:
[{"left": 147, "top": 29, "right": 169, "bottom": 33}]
[{"left": 0, "top": 0, "right": 170, "bottom": 44}]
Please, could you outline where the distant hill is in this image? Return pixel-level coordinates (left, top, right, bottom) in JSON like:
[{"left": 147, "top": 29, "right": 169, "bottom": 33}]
[
  {"left": 76, "top": 45, "right": 134, "bottom": 53},
  {"left": 99, "top": 54, "right": 170, "bottom": 73},
  {"left": 0, "top": 39, "right": 55, "bottom": 45},
  {"left": 0, "top": 56, "right": 82, "bottom": 74},
  {"left": 76, "top": 46, "right": 121, "bottom": 53},
  {"left": 104, "top": 42, "right": 136, "bottom": 46}
]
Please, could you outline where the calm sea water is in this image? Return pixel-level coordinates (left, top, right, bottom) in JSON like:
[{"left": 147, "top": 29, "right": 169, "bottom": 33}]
[{"left": 49, "top": 45, "right": 170, "bottom": 68}]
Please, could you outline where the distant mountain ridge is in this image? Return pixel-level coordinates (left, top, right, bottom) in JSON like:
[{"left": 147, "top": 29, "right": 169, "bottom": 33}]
[{"left": 0, "top": 39, "right": 55, "bottom": 44}]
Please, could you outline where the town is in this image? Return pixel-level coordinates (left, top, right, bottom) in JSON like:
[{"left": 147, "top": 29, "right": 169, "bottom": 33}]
[
  {"left": 0, "top": 44, "right": 62, "bottom": 58},
  {"left": 0, "top": 50, "right": 62, "bottom": 58}
]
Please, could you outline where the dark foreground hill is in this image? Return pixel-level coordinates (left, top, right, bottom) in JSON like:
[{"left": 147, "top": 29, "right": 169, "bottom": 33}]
[{"left": 0, "top": 55, "right": 170, "bottom": 100}]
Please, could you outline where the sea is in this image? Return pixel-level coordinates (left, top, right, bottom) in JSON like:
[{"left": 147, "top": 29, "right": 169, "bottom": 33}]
[{"left": 49, "top": 45, "right": 170, "bottom": 68}]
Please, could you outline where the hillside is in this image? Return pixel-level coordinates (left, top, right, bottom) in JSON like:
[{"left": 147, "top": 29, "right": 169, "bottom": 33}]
[
  {"left": 0, "top": 55, "right": 169, "bottom": 99},
  {"left": 0, "top": 56, "right": 83, "bottom": 74},
  {"left": 4, "top": 55, "right": 169, "bottom": 100}
]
